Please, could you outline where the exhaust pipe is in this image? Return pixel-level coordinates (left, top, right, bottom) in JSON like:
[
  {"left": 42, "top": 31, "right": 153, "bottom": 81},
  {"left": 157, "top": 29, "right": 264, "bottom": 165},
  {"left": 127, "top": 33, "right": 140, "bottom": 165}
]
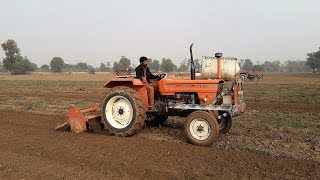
[
  {"left": 190, "top": 43, "right": 195, "bottom": 80},
  {"left": 215, "top": 52, "right": 222, "bottom": 79}
]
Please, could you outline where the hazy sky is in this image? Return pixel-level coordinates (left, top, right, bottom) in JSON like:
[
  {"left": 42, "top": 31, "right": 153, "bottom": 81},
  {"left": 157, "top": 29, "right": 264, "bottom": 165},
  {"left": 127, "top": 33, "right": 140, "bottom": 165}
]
[{"left": 1, "top": 0, "right": 319, "bottom": 67}]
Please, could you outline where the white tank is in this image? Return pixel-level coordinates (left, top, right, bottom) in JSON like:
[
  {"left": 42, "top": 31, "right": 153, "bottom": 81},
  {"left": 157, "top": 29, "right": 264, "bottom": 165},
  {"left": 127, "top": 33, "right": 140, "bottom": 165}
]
[{"left": 200, "top": 56, "right": 240, "bottom": 81}]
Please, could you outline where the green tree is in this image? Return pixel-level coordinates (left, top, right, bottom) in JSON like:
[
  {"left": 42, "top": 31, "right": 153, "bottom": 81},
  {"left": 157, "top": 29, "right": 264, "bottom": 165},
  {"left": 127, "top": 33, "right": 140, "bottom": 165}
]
[
  {"left": 10, "top": 56, "right": 32, "bottom": 75},
  {"left": 113, "top": 61, "right": 119, "bottom": 71},
  {"left": 160, "top": 58, "right": 177, "bottom": 72},
  {"left": 63, "top": 63, "right": 76, "bottom": 71},
  {"left": 271, "top": 60, "right": 281, "bottom": 72},
  {"left": 87, "top": 65, "right": 94, "bottom": 70},
  {"left": 50, "top": 57, "right": 64, "bottom": 72},
  {"left": 239, "top": 59, "right": 245, "bottom": 68},
  {"left": 76, "top": 62, "right": 88, "bottom": 71},
  {"left": 29, "top": 63, "right": 38, "bottom": 72},
  {"left": 112, "top": 56, "right": 132, "bottom": 71},
  {"left": 148, "top": 58, "right": 160, "bottom": 71},
  {"left": 106, "top": 62, "right": 111, "bottom": 72},
  {"left": 1, "top": 40, "right": 35, "bottom": 75},
  {"left": 261, "top": 61, "right": 273, "bottom": 72},
  {"left": 40, "top": 64, "right": 50, "bottom": 71},
  {"left": 118, "top": 56, "right": 132, "bottom": 70},
  {"left": 242, "top": 59, "right": 253, "bottom": 71},
  {"left": 88, "top": 68, "right": 95, "bottom": 74},
  {"left": 186, "top": 58, "right": 200, "bottom": 72},
  {"left": 99, "top": 63, "right": 107, "bottom": 72},
  {"left": 88, "top": 66, "right": 95, "bottom": 74},
  {"left": 252, "top": 64, "right": 262, "bottom": 71},
  {"left": 177, "top": 64, "right": 188, "bottom": 72},
  {"left": 306, "top": 48, "right": 320, "bottom": 73},
  {"left": 194, "top": 59, "right": 201, "bottom": 72},
  {"left": 151, "top": 59, "right": 160, "bottom": 71},
  {"left": 1, "top": 39, "right": 20, "bottom": 73},
  {"left": 177, "top": 59, "right": 188, "bottom": 72},
  {"left": 285, "top": 60, "right": 311, "bottom": 72},
  {"left": 260, "top": 60, "right": 281, "bottom": 72},
  {"left": 147, "top": 58, "right": 153, "bottom": 70}
]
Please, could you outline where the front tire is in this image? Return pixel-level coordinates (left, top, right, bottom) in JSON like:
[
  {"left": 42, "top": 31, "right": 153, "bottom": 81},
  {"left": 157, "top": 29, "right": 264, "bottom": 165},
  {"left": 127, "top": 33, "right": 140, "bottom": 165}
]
[
  {"left": 184, "top": 111, "right": 219, "bottom": 146},
  {"left": 101, "top": 86, "right": 146, "bottom": 136},
  {"left": 240, "top": 74, "right": 247, "bottom": 82}
]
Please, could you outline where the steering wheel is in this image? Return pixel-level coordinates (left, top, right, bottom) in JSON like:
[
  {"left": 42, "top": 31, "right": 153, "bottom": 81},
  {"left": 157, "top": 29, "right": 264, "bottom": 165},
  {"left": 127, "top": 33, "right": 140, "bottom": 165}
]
[{"left": 158, "top": 73, "right": 167, "bottom": 80}]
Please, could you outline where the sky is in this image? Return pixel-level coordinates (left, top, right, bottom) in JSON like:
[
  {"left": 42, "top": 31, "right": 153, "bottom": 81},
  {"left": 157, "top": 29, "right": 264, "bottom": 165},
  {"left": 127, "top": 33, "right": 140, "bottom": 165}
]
[{"left": 0, "top": 0, "right": 319, "bottom": 67}]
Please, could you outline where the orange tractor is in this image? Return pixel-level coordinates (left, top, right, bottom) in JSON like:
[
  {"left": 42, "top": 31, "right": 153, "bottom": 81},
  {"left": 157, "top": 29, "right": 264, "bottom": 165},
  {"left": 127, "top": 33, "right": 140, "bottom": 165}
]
[{"left": 56, "top": 44, "right": 246, "bottom": 146}]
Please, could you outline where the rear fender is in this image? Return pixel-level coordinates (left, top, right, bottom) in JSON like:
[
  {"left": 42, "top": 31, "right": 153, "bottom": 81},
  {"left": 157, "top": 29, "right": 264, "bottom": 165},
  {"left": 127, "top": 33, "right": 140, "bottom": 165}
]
[
  {"left": 104, "top": 78, "right": 144, "bottom": 88},
  {"left": 104, "top": 78, "right": 149, "bottom": 111}
]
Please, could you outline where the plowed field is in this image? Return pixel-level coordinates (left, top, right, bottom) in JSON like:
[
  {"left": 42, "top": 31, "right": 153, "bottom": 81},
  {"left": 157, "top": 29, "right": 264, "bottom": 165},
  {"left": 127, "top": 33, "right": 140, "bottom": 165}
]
[{"left": 0, "top": 72, "right": 319, "bottom": 179}]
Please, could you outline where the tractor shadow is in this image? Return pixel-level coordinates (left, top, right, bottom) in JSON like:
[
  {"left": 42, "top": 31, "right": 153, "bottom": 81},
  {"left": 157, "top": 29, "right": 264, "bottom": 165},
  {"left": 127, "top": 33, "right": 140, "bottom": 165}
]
[
  {"left": 138, "top": 117, "right": 188, "bottom": 144},
  {"left": 85, "top": 117, "right": 188, "bottom": 144}
]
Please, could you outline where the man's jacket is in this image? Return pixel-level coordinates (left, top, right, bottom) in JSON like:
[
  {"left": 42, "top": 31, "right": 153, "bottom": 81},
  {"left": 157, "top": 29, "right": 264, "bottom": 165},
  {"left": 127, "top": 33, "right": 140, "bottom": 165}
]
[{"left": 135, "top": 65, "right": 159, "bottom": 83}]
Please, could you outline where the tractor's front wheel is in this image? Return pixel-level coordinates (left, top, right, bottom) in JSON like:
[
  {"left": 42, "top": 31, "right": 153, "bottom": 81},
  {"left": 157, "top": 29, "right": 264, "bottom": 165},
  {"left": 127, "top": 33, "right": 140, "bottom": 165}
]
[
  {"left": 240, "top": 74, "right": 247, "bottom": 82},
  {"left": 184, "top": 111, "right": 219, "bottom": 146},
  {"left": 101, "top": 86, "right": 146, "bottom": 136}
]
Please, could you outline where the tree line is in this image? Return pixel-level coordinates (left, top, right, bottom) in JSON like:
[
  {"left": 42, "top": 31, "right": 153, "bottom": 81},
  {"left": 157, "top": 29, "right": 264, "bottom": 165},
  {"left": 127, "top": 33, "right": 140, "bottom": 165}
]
[
  {"left": 240, "top": 59, "right": 313, "bottom": 73},
  {"left": 1, "top": 39, "right": 320, "bottom": 75}
]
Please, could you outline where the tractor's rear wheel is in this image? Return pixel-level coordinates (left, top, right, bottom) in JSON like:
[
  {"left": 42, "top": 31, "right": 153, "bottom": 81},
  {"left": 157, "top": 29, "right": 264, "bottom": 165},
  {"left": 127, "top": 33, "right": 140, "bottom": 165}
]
[
  {"left": 101, "top": 86, "right": 146, "bottom": 136},
  {"left": 184, "top": 111, "right": 219, "bottom": 146}
]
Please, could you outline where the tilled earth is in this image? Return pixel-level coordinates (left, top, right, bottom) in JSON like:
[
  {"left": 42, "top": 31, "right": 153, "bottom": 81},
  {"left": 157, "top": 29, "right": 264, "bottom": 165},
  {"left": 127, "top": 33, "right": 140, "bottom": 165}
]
[
  {"left": 0, "top": 73, "right": 319, "bottom": 179},
  {"left": 0, "top": 110, "right": 319, "bottom": 179}
]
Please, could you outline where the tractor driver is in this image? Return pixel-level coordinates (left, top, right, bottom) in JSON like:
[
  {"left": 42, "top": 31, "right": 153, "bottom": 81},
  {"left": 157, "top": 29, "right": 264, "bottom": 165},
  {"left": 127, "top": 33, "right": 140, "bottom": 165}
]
[{"left": 135, "top": 56, "right": 159, "bottom": 110}]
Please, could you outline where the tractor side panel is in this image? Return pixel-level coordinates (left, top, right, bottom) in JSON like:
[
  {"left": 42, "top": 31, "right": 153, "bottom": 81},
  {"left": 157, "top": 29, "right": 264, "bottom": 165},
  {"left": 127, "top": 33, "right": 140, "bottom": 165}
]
[
  {"left": 158, "top": 79, "right": 221, "bottom": 94},
  {"left": 133, "top": 86, "right": 149, "bottom": 111},
  {"left": 158, "top": 79, "right": 175, "bottom": 95},
  {"left": 158, "top": 79, "right": 220, "bottom": 105}
]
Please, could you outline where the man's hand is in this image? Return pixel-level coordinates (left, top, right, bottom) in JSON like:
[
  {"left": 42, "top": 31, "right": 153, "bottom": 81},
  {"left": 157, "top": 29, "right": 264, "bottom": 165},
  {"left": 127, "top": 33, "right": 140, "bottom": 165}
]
[{"left": 142, "top": 77, "right": 148, "bottom": 83}]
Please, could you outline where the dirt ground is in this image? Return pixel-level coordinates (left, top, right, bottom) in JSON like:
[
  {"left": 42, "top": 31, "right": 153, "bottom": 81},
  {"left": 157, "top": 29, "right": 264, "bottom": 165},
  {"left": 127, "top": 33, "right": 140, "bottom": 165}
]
[{"left": 0, "top": 72, "right": 319, "bottom": 179}]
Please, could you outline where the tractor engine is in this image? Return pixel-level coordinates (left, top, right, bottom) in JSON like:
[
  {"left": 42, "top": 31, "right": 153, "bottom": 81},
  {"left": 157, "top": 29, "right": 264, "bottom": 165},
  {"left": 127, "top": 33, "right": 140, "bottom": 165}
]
[{"left": 174, "top": 93, "right": 197, "bottom": 104}]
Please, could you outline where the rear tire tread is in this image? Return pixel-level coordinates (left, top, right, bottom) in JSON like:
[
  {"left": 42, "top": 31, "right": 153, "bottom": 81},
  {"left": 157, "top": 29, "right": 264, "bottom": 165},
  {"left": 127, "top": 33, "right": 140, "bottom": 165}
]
[{"left": 101, "top": 86, "right": 146, "bottom": 137}]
